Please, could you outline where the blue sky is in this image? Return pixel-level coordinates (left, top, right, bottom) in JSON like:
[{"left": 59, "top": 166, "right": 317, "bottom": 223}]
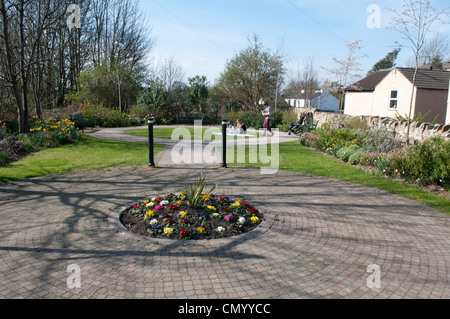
[{"left": 139, "top": 0, "right": 450, "bottom": 86}]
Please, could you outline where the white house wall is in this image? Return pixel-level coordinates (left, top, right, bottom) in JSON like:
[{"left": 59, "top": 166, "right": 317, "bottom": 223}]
[
  {"left": 345, "top": 69, "right": 416, "bottom": 119},
  {"left": 344, "top": 92, "right": 374, "bottom": 116}
]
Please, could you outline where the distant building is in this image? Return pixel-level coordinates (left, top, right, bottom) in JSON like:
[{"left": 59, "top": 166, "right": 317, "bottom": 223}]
[
  {"left": 443, "top": 60, "right": 450, "bottom": 71},
  {"left": 344, "top": 67, "right": 450, "bottom": 125},
  {"left": 285, "top": 98, "right": 307, "bottom": 108},
  {"left": 311, "top": 90, "right": 340, "bottom": 113},
  {"left": 284, "top": 90, "right": 339, "bottom": 113}
]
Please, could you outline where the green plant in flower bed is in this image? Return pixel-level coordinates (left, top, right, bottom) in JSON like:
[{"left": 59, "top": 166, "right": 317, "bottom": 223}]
[
  {"left": 29, "top": 116, "right": 80, "bottom": 147},
  {"left": 314, "top": 127, "right": 360, "bottom": 153},
  {"left": 336, "top": 144, "right": 362, "bottom": 162},
  {"left": 348, "top": 151, "right": 366, "bottom": 165},
  {"left": 120, "top": 192, "right": 264, "bottom": 240}
]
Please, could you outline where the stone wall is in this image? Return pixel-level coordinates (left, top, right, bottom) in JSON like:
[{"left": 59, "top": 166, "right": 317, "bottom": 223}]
[{"left": 295, "top": 108, "right": 450, "bottom": 142}]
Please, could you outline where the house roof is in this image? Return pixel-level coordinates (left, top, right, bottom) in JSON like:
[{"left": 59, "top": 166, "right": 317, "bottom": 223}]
[
  {"left": 344, "top": 70, "right": 391, "bottom": 92},
  {"left": 396, "top": 67, "right": 450, "bottom": 90},
  {"left": 345, "top": 67, "right": 450, "bottom": 92}
]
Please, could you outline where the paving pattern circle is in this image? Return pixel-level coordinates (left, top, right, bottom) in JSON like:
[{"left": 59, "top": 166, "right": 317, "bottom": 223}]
[{"left": 0, "top": 166, "right": 448, "bottom": 299}]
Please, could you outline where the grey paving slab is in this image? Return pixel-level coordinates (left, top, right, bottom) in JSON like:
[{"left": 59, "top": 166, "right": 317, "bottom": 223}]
[{"left": 0, "top": 165, "right": 449, "bottom": 299}]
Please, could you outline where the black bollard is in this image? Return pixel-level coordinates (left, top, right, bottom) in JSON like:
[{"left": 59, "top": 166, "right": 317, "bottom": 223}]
[
  {"left": 221, "top": 119, "right": 228, "bottom": 168},
  {"left": 148, "top": 116, "right": 155, "bottom": 167}
]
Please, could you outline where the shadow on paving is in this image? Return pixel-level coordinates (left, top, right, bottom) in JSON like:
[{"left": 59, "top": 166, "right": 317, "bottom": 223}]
[{"left": 0, "top": 166, "right": 448, "bottom": 298}]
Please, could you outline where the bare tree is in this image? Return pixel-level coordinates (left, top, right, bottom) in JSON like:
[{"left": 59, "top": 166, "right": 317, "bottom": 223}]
[
  {"left": 420, "top": 32, "right": 449, "bottom": 66},
  {"left": 285, "top": 56, "right": 320, "bottom": 109},
  {"left": 326, "top": 39, "right": 365, "bottom": 112},
  {"left": 388, "top": 0, "right": 449, "bottom": 144},
  {"left": 0, "top": 0, "right": 66, "bottom": 132},
  {"left": 148, "top": 56, "right": 185, "bottom": 92}
]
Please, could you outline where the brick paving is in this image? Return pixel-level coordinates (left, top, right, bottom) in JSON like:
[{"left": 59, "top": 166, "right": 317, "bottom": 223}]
[
  {"left": 0, "top": 127, "right": 449, "bottom": 299},
  {"left": 0, "top": 165, "right": 448, "bottom": 299}
]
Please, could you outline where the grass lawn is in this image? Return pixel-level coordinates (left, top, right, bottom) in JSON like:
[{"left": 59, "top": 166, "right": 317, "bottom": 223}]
[
  {"left": 0, "top": 135, "right": 165, "bottom": 183},
  {"left": 227, "top": 141, "right": 450, "bottom": 215},
  {"left": 125, "top": 127, "right": 263, "bottom": 139},
  {"left": 1, "top": 134, "right": 448, "bottom": 215}
]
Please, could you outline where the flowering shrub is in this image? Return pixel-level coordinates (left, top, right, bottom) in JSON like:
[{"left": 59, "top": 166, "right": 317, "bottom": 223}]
[
  {"left": 0, "top": 116, "right": 81, "bottom": 166},
  {"left": 29, "top": 116, "right": 80, "bottom": 147},
  {"left": 121, "top": 192, "right": 264, "bottom": 240}
]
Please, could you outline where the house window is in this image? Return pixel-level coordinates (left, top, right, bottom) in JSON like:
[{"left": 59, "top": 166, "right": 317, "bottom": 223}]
[{"left": 390, "top": 90, "right": 398, "bottom": 109}]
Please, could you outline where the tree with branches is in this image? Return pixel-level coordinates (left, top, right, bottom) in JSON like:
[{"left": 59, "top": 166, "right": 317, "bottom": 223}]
[
  {"left": 388, "top": 0, "right": 449, "bottom": 144},
  {"left": 326, "top": 39, "right": 365, "bottom": 112}
]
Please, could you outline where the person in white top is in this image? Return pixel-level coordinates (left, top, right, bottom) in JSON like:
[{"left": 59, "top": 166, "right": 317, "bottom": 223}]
[{"left": 261, "top": 102, "right": 274, "bottom": 136}]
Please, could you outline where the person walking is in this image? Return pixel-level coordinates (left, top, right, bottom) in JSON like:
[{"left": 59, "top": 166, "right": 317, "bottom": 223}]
[{"left": 261, "top": 102, "right": 274, "bottom": 136}]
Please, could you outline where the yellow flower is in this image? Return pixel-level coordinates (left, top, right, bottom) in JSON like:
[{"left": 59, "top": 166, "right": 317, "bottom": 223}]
[
  {"left": 232, "top": 201, "right": 241, "bottom": 207},
  {"left": 179, "top": 211, "right": 187, "bottom": 217},
  {"left": 146, "top": 202, "right": 154, "bottom": 207},
  {"left": 207, "top": 206, "right": 216, "bottom": 211},
  {"left": 203, "top": 195, "right": 210, "bottom": 202},
  {"left": 176, "top": 200, "right": 183, "bottom": 205},
  {"left": 145, "top": 210, "right": 155, "bottom": 218},
  {"left": 196, "top": 227, "right": 205, "bottom": 233},
  {"left": 250, "top": 216, "right": 259, "bottom": 224},
  {"left": 164, "top": 227, "right": 174, "bottom": 234},
  {"left": 143, "top": 200, "right": 149, "bottom": 204}
]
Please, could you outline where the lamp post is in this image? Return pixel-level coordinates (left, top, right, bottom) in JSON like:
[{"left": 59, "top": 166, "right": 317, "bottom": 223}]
[
  {"left": 148, "top": 117, "right": 155, "bottom": 167},
  {"left": 221, "top": 119, "right": 228, "bottom": 168}
]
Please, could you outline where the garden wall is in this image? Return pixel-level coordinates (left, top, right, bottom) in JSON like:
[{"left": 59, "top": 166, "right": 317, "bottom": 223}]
[{"left": 296, "top": 109, "right": 450, "bottom": 142}]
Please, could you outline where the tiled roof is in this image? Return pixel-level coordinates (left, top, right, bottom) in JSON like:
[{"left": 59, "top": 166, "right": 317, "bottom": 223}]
[
  {"left": 344, "top": 70, "right": 391, "bottom": 92},
  {"left": 397, "top": 67, "right": 450, "bottom": 90},
  {"left": 345, "top": 67, "right": 450, "bottom": 91}
]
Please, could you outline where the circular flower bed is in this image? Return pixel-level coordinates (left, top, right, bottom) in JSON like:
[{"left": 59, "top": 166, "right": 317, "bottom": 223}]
[{"left": 120, "top": 192, "right": 264, "bottom": 240}]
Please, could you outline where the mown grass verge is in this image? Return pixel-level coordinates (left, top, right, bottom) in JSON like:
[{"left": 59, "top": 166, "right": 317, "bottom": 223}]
[
  {"left": 227, "top": 141, "right": 450, "bottom": 215},
  {"left": 0, "top": 135, "right": 165, "bottom": 183}
]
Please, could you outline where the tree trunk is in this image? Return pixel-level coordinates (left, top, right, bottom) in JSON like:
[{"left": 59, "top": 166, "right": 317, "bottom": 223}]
[
  {"left": 0, "top": 0, "right": 25, "bottom": 132},
  {"left": 19, "top": 0, "right": 30, "bottom": 132},
  {"left": 406, "top": 67, "right": 418, "bottom": 145}
]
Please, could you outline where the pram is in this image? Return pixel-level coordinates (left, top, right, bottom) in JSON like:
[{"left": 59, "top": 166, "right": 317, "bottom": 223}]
[{"left": 288, "top": 116, "right": 306, "bottom": 136}]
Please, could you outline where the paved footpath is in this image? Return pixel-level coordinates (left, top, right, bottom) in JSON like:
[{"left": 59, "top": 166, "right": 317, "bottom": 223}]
[
  {"left": 84, "top": 126, "right": 299, "bottom": 167},
  {"left": 0, "top": 127, "right": 448, "bottom": 299}
]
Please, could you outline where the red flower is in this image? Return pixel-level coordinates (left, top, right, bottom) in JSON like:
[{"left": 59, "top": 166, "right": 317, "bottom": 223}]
[
  {"left": 132, "top": 204, "right": 140, "bottom": 210},
  {"left": 243, "top": 202, "right": 251, "bottom": 207},
  {"left": 179, "top": 230, "right": 190, "bottom": 239},
  {"left": 221, "top": 207, "right": 229, "bottom": 212},
  {"left": 166, "top": 218, "right": 175, "bottom": 225},
  {"left": 249, "top": 208, "right": 257, "bottom": 214},
  {"left": 155, "top": 198, "right": 163, "bottom": 203},
  {"left": 168, "top": 205, "right": 178, "bottom": 210}
]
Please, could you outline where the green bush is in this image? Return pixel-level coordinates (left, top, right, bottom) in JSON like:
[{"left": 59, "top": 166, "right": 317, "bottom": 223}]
[
  {"left": 405, "top": 137, "right": 450, "bottom": 187},
  {"left": 81, "top": 104, "right": 109, "bottom": 127},
  {"left": 240, "top": 112, "right": 265, "bottom": 130},
  {"left": 129, "top": 105, "right": 151, "bottom": 119},
  {"left": 283, "top": 109, "right": 299, "bottom": 124},
  {"left": 0, "top": 150, "right": 8, "bottom": 165},
  {"left": 348, "top": 151, "right": 366, "bottom": 165},
  {"left": 270, "top": 110, "right": 284, "bottom": 128},
  {"left": 102, "top": 109, "right": 131, "bottom": 127},
  {"left": 314, "top": 127, "right": 360, "bottom": 152},
  {"left": 278, "top": 122, "right": 290, "bottom": 132},
  {"left": 336, "top": 144, "right": 361, "bottom": 162},
  {"left": 359, "top": 128, "right": 402, "bottom": 153}
]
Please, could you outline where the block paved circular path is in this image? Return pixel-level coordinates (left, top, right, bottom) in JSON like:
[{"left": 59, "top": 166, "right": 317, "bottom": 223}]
[{"left": 0, "top": 164, "right": 448, "bottom": 299}]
